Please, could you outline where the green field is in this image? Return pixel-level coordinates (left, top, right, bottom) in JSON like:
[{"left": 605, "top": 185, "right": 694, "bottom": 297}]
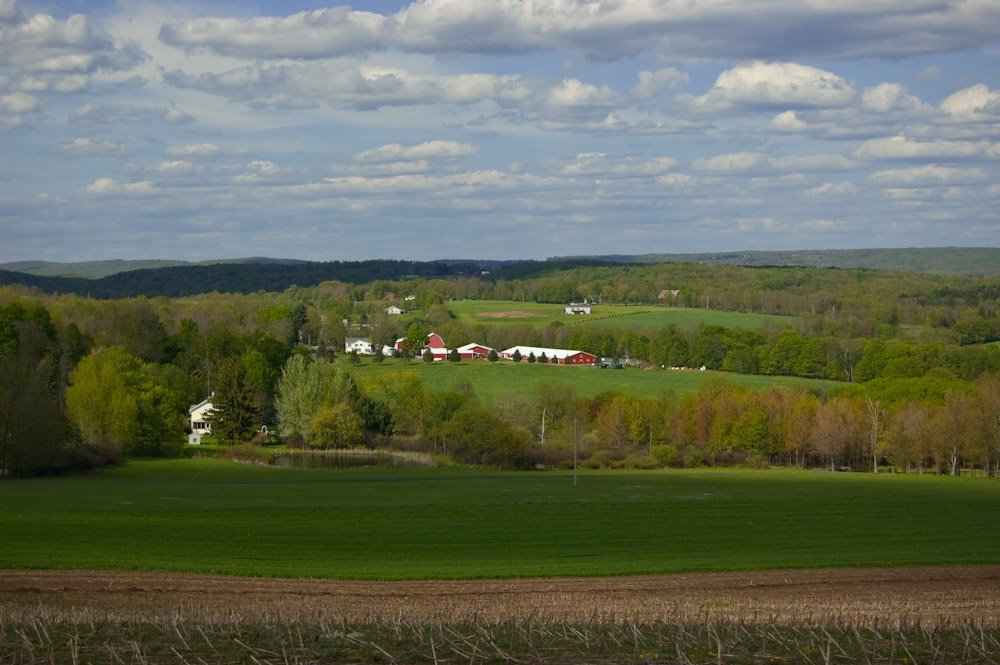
[
  {"left": 346, "top": 359, "right": 836, "bottom": 401},
  {"left": 447, "top": 300, "right": 799, "bottom": 331},
  {"left": 2, "top": 460, "right": 997, "bottom": 579}
]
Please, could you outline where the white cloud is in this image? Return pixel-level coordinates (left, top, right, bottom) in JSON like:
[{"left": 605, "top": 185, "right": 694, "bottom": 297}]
[
  {"left": 58, "top": 137, "right": 131, "bottom": 156},
  {"left": 630, "top": 67, "right": 688, "bottom": 99},
  {"left": 682, "top": 62, "right": 855, "bottom": 112},
  {"left": 166, "top": 143, "right": 222, "bottom": 159},
  {"left": 0, "top": 12, "right": 146, "bottom": 75},
  {"left": 164, "top": 62, "right": 535, "bottom": 111},
  {"left": 855, "top": 136, "right": 998, "bottom": 161},
  {"left": 0, "top": 91, "right": 36, "bottom": 113},
  {"left": 159, "top": 7, "right": 386, "bottom": 59},
  {"left": 769, "top": 110, "right": 808, "bottom": 132},
  {"left": 860, "top": 83, "right": 931, "bottom": 114},
  {"left": 0, "top": 0, "right": 21, "bottom": 23},
  {"left": 769, "top": 154, "right": 861, "bottom": 171},
  {"left": 84, "top": 177, "right": 158, "bottom": 195},
  {"left": 156, "top": 160, "right": 193, "bottom": 175},
  {"left": 940, "top": 84, "right": 1000, "bottom": 122},
  {"left": 156, "top": 1, "right": 1000, "bottom": 62},
  {"left": 868, "top": 165, "right": 988, "bottom": 186},
  {"left": 69, "top": 103, "right": 194, "bottom": 126},
  {"left": 693, "top": 152, "right": 768, "bottom": 173},
  {"left": 807, "top": 181, "right": 858, "bottom": 198},
  {"left": 354, "top": 140, "right": 479, "bottom": 162},
  {"left": 554, "top": 152, "right": 678, "bottom": 177}
]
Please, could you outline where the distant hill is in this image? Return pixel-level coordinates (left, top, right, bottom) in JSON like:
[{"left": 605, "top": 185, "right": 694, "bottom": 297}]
[
  {"left": 566, "top": 248, "right": 1000, "bottom": 275},
  {"left": 0, "top": 257, "right": 308, "bottom": 279},
  {"left": 0, "top": 258, "right": 615, "bottom": 299}
]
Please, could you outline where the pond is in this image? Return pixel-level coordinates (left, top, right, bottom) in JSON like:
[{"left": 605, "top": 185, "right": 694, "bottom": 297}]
[{"left": 271, "top": 451, "right": 427, "bottom": 470}]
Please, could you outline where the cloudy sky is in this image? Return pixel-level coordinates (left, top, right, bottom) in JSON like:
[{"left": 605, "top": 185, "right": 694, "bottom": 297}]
[{"left": 1, "top": 0, "right": 998, "bottom": 262}]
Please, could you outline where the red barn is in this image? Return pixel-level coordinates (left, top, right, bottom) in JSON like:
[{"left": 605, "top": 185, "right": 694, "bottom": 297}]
[{"left": 457, "top": 342, "right": 494, "bottom": 360}]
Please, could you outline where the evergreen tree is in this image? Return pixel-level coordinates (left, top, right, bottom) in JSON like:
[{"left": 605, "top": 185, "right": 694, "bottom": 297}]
[
  {"left": 208, "top": 356, "right": 262, "bottom": 445},
  {"left": 488, "top": 349, "right": 499, "bottom": 362}
]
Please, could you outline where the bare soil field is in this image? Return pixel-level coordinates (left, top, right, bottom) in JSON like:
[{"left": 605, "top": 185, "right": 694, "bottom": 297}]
[
  {"left": 3, "top": 565, "right": 998, "bottom": 625},
  {"left": 473, "top": 310, "right": 539, "bottom": 318}
]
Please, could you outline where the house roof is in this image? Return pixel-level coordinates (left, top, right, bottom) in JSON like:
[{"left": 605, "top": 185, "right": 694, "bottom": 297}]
[
  {"left": 188, "top": 398, "right": 213, "bottom": 414},
  {"left": 500, "top": 345, "right": 593, "bottom": 360},
  {"left": 345, "top": 337, "right": 372, "bottom": 344},
  {"left": 457, "top": 342, "right": 494, "bottom": 353}
]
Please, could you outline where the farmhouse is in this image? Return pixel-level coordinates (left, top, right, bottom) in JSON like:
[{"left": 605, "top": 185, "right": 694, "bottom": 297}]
[
  {"left": 187, "top": 397, "right": 214, "bottom": 444},
  {"left": 564, "top": 303, "right": 592, "bottom": 315},
  {"left": 385, "top": 305, "right": 405, "bottom": 315},
  {"left": 457, "top": 342, "right": 495, "bottom": 360},
  {"left": 344, "top": 337, "right": 375, "bottom": 355},
  {"left": 500, "top": 345, "right": 598, "bottom": 365}
]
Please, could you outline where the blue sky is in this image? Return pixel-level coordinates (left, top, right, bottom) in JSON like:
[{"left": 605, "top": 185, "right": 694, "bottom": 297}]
[{"left": 1, "top": 0, "right": 998, "bottom": 262}]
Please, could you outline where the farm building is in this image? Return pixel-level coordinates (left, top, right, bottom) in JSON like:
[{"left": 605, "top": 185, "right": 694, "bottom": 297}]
[
  {"left": 457, "top": 342, "right": 495, "bottom": 360},
  {"left": 500, "top": 345, "right": 598, "bottom": 365},
  {"left": 385, "top": 305, "right": 405, "bottom": 315},
  {"left": 188, "top": 397, "right": 214, "bottom": 444},
  {"left": 344, "top": 337, "right": 375, "bottom": 355},
  {"left": 394, "top": 332, "right": 451, "bottom": 360},
  {"left": 564, "top": 303, "right": 592, "bottom": 315}
]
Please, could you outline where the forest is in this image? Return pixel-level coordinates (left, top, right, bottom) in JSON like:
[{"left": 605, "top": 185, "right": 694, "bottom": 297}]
[{"left": 1, "top": 258, "right": 998, "bottom": 478}]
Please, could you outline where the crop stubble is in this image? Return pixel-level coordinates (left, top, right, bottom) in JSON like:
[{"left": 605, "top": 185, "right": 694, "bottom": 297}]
[{"left": 2, "top": 565, "right": 998, "bottom": 625}]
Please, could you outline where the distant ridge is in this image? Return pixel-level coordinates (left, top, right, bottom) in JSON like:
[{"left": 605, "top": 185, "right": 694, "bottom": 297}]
[
  {"left": 0, "top": 258, "right": 614, "bottom": 299},
  {"left": 0, "top": 257, "right": 308, "bottom": 280},
  {"left": 554, "top": 247, "right": 1000, "bottom": 276}
]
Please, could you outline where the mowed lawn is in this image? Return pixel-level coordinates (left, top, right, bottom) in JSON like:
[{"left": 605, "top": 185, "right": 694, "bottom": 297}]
[
  {"left": 347, "top": 360, "right": 836, "bottom": 401},
  {"left": 447, "top": 300, "right": 798, "bottom": 331},
  {"left": 2, "top": 460, "right": 998, "bottom": 579}
]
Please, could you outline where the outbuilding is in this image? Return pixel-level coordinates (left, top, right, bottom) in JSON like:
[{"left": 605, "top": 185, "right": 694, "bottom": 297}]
[
  {"left": 457, "top": 342, "right": 495, "bottom": 360},
  {"left": 500, "top": 345, "right": 597, "bottom": 365}
]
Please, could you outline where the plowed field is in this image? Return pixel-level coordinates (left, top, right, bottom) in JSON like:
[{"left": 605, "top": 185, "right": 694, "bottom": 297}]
[{"left": 3, "top": 565, "right": 998, "bottom": 624}]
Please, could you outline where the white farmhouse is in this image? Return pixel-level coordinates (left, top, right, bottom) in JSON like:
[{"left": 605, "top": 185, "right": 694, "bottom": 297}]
[
  {"left": 386, "top": 305, "right": 405, "bottom": 315},
  {"left": 564, "top": 303, "right": 592, "bottom": 315},
  {"left": 188, "top": 397, "right": 214, "bottom": 444},
  {"left": 344, "top": 337, "right": 375, "bottom": 355}
]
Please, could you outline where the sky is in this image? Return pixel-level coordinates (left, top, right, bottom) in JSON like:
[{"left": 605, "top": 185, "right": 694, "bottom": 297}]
[{"left": 1, "top": 0, "right": 998, "bottom": 262}]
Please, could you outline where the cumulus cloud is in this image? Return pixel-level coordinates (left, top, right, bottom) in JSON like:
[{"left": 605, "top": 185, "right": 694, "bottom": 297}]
[
  {"left": 159, "top": 7, "right": 386, "bottom": 59},
  {"left": 769, "top": 154, "right": 861, "bottom": 171},
  {"left": 692, "top": 152, "right": 768, "bottom": 173},
  {"left": 630, "top": 67, "right": 688, "bottom": 100},
  {"left": 354, "top": 140, "right": 479, "bottom": 162},
  {"left": 166, "top": 143, "right": 222, "bottom": 159},
  {"left": 860, "top": 83, "right": 932, "bottom": 114},
  {"left": 553, "top": 152, "right": 678, "bottom": 177},
  {"left": 84, "top": 177, "right": 158, "bottom": 195},
  {"left": 0, "top": 0, "right": 22, "bottom": 23},
  {"left": 57, "top": 137, "right": 131, "bottom": 156},
  {"left": 164, "top": 62, "right": 534, "bottom": 111},
  {"left": 155, "top": 160, "right": 193, "bottom": 175},
  {"left": 156, "top": 0, "right": 1000, "bottom": 62},
  {"left": 69, "top": 103, "right": 194, "bottom": 126},
  {"left": 855, "top": 136, "right": 998, "bottom": 161},
  {"left": 940, "top": 85, "right": 1000, "bottom": 122},
  {"left": 807, "top": 181, "right": 858, "bottom": 198},
  {"left": 0, "top": 91, "right": 37, "bottom": 113},
  {"left": 868, "top": 165, "right": 988, "bottom": 186},
  {"left": 682, "top": 62, "right": 855, "bottom": 112},
  {"left": 0, "top": 12, "right": 146, "bottom": 73}
]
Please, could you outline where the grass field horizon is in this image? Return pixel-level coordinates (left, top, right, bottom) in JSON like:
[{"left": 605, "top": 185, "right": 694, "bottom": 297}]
[
  {"left": 2, "top": 459, "right": 997, "bottom": 580},
  {"left": 446, "top": 300, "right": 800, "bottom": 331},
  {"left": 345, "top": 358, "right": 837, "bottom": 401}
]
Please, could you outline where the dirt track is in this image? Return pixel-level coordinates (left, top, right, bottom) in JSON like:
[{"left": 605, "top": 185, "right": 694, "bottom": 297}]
[{"left": 3, "top": 565, "right": 999, "bottom": 624}]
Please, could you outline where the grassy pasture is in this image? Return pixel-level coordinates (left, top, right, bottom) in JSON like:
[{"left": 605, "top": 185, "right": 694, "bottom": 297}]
[
  {"left": 346, "top": 359, "right": 836, "bottom": 401},
  {"left": 2, "top": 460, "right": 998, "bottom": 579},
  {"left": 447, "top": 300, "right": 799, "bottom": 331}
]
